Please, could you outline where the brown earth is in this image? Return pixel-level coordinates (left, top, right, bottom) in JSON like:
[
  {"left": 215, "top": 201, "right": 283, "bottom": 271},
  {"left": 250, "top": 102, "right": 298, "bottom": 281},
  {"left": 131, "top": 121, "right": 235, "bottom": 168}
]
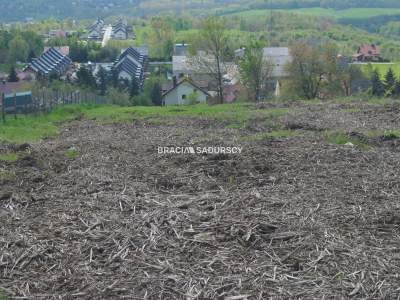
[{"left": 1, "top": 102, "right": 400, "bottom": 299}]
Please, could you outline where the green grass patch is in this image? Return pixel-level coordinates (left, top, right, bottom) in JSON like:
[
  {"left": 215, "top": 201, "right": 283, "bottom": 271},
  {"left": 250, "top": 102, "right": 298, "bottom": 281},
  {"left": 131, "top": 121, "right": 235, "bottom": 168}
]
[
  {"left": 0, "top": 290, "right": 10, "bottom": 300},
  {"left": 65, "top": 147, "right": 80, "bottom": 159},
  {"left": 0, "top": 103, "right": 291, "bottom": 143},
  {"left": 0, "top": 169, "right": 15, "bottom": 181},
  {"left": 0, "top": 105, "right": 87, "bottom": 143},
  {"left": 366, "top": 129, "right": 400, "bottom": 139},
  {"left": 0, "top": 152, "right": 19, "bottom": 162},
  {"left": 323, "top": 131, "right": 370, "bottom": 149}
]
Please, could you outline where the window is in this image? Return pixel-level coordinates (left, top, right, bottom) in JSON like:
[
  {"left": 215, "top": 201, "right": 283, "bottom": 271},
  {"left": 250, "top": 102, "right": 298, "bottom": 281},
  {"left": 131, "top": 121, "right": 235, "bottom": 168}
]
[{"left": 182, "top": 94, "right": 186, "bottom": 100}]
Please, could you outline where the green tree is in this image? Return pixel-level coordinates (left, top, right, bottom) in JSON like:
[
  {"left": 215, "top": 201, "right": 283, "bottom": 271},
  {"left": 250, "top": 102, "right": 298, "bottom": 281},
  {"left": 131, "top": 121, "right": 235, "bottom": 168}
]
[
  {"left": 191, "top": 16, "right": 229, "bottom": 103},
  {"left": 238, "top": 41, "right": 273, "bottom": 101},
  {"left": 8, "top": 65, "right": 19, "bottom": 82},
  {"left": 96, "top": 66, "right": 108, "bottom": 96},
  {"left": 76, "top": 65, "right": 95, "bottom": 88},
  {"left": 129, "top": 78, "right": 140, "bottom": 98},
  {"left": 371, "top": 70, "right": 385, "bottom": 97},
  {"left": 286, "top": 42, "right": 326, "bottom": 99},
  {"left": 384, "top": 68, "right": 396, "bottom": 96},
  {"left": 150, "top": 81, "right": 162, "bottom": 106},
  {"left": 8, "top": 35, "right": 29, "bottom": 63}
]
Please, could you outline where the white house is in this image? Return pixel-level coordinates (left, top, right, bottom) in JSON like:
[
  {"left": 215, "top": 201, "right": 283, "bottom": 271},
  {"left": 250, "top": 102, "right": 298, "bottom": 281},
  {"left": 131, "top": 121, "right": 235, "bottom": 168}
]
[{"left": 162, "top": 79, "right": 209, "bottom": 106}]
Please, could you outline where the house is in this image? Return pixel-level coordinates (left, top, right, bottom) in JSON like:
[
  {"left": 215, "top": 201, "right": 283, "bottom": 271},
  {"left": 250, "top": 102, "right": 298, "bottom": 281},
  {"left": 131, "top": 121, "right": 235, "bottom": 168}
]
[
  {"left": 88, "top": 18, "right": 105, "bottom": 40},
  {"left": 353, "top": 44, "right": 382, "bottom": 62},
  {"left": 113, "top": 47, "right": 149, "bottom": 87},
  {"left": 44, "top": 46, "right": 70, "bottom": 56},
  {"left": 26, "top": 47, "right": 72, "bottom": 78},
  {"left": 263, "top": 47, "right": 292, "bottom": 78},
  {"left": 173, "top": 43, "right": 189, "bottom": 56},
  {"left": 162, "top": 78, "right": 210, "bottom": 106},
  {"left": 112, "top": 19, "right": 128, "bottom": 40}
]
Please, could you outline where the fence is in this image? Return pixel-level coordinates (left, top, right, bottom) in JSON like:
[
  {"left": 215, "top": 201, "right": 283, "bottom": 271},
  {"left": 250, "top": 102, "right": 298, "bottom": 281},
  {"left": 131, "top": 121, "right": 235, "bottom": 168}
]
[{"left": 1, "top": 89, "right": 109, "bottom": 123}]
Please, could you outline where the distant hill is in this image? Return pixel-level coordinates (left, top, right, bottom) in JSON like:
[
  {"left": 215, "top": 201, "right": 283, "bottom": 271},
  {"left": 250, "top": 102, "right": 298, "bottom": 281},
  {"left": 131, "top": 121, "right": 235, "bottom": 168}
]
[{"left": 3, "top": 0, "right": 400, "bottom": 22}]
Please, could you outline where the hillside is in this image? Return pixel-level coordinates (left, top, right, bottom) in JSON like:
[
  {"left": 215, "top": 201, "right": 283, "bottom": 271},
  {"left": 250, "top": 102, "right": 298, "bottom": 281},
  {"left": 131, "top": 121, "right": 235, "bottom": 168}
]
[
  {"left": 1, "top": 100, "right": 400, "bottom": 298},
  {"left": 3, "top": 0, "right": 400, "bottom": 21}
]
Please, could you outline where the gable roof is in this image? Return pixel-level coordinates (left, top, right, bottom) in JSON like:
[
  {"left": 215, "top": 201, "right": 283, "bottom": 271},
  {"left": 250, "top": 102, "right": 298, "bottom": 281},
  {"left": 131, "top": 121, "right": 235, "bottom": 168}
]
[
  {"left": 162, "top": 78, "right": 210, "bottom": 98},
  {"left": 114, "top": 47, "right": 149, "bottom": 86},
  {"left": 357, "top": 44, "right": 380, "bottom": 56},
  {"left": 27, "top": 47, "right": 71, "bottom": 76}
]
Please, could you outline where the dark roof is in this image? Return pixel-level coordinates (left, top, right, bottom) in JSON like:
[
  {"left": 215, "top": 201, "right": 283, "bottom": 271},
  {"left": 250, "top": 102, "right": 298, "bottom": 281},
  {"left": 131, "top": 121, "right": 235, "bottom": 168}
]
[
  {"left": 114, "top": 47, "right": 149, "bottom": 86},
  {"left": 162, "top": 78, "right": 210, "bottom": 98},
  {"left": 28, "top": 47, "right": 71, "bottom": 76}
]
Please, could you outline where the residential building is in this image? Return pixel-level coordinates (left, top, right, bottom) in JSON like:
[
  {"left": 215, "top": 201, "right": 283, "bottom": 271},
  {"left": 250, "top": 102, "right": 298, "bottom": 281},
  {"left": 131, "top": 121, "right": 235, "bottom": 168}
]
[
  {"left": 112, "top": 19, "right": 128, "bottom": 40},
  {"left": 353, "top": 44, "right": 382, "bottom": 62},
  {"left": 113, "top": 47, "right": 149, "bottom": 87},
  {"left": 26, "top": 47, "right": 72, "bottom": 78},
  {"left": 263, "top": 47, "right": 292, "bottom": 78},
  {"left": 173, "top": 43, "right": 189, "bottom": 56},
  {"left": 162, "top": 78, "right": 209, "bottom": 106},
  {"left": 88, "top": 18, "right": 105, "bottom": 40}
]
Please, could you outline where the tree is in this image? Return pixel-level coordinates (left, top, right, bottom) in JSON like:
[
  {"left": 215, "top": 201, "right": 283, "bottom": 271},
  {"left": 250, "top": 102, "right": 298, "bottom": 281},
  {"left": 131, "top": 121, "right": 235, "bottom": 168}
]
[
  {"left": 238, "top": 41, "right": 273, "bottom": 101},
  {"left": 96, "top": 66, "right": 108, "bottom": 96},
  {"left": 27, "top": 49, "right": 36, "bottom": 63},
  {"left": 286, "top": 42, "right": 326, "bottom": 99},
  {"left": 150, "top": 81, "right": 162, "bottom": 106},
  {"left": 371, "top": 70, "right": 385, "bottom": 97},
  {"left": 8, "top": 65, "right": 19, "bottom": 82},
  {"left": 8, "top": 36, "right": 29, "bottom": 63},
  {"left": 76, "top": 65, "right": 95, "bottom": 87},
  {"left": 191, "top": 16, "right": 229, "bottom": 103},
  {"left": 384, "top": 68, "right": 396, "bottom": 96},
  {"left": 129, "top": 78, "right": 140, "bottom": 98}
]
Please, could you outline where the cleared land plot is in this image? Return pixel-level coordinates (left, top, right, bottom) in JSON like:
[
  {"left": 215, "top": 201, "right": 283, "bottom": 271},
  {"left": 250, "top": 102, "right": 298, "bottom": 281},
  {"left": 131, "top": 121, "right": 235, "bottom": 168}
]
[{"left": 1, "top": 100, "right": 400, "bottom": 299}]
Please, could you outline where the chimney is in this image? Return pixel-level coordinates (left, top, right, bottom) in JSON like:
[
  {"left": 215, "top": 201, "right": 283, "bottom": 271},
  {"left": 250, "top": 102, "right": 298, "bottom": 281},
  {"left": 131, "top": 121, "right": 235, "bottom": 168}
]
[{"left": 173, "top": 76, "right": 177, "bottom": 88}]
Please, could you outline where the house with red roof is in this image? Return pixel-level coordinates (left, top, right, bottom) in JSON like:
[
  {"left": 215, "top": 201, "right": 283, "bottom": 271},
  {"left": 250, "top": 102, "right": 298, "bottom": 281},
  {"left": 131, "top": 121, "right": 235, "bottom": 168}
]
[{"left": 353, "top": 44, "right": 382, "bottom": 62}]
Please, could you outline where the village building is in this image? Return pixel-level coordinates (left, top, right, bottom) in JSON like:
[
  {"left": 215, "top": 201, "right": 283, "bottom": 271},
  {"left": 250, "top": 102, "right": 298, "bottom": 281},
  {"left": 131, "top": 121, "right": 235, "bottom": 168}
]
[
  {"left": 26, "top": 47, "right": 72, "bottom": 78},
  {"left": 353, "top": 44, "right": 382, "bottom": 62},
  {"left": 113, "top": 47, "right": 149, "bottom": 87},
  {"left": 162, "top": 77, "right": 210, "bottom": 106},
  {"left": 173, "top": 43, "right": 190, "bottom": 56},
  {"left": 48, "top": 30, "right": 75, "bottom": 38},
  {"left": 88, "top": 18, "right": 105, "bottom": 40},
  {"left": 112, "top": 19, "right": 129, "bottom": 40}
]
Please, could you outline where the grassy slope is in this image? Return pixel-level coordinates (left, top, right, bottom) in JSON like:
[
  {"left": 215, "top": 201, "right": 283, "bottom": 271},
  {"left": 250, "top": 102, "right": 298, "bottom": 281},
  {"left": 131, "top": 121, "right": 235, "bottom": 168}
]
[
  {"left": 231, "top": 8, "right": 400, "bottom": 20},
  {"left": 359, "top": 62, "right": 400, "bottom": 78},
  {"left": 0, "top": 104, "right": 289, "bottom": 143}
]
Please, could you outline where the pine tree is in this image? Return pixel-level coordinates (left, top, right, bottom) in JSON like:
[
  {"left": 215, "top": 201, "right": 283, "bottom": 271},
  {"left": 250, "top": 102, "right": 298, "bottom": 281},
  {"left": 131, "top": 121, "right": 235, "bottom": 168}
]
[
  {"left": 96, "top": 66, "right": 107, "bottom": 96},
  {"left": 384, "top": 68, "right": 396, "bottom": 96},
  {"left": 8, "top": 65, "right": 19, "bottom": 82},
  {"left": 129, "top": 78, "right": 140, "bottom": 97},
  {"left": 77, "top": 65, "right": 95, "bottom": 87},
  {"left": 27, "top": 49, "right": 36, "bottom": 63},
  {"left": 371, "top": 70, "right": 385, "bottom": 97},
  {"left": 394, "top": 80, "right": 400, "bottom": 98},
  {"left": 151, "top": 81, "right": 162, "bottom": 106}
]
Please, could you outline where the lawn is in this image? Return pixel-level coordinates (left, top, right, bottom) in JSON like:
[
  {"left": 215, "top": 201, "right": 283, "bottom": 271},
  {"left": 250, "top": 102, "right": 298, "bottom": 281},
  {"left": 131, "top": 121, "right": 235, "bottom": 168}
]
[{"left": 358, "top": 62, "right": 400, "bottom": 78}]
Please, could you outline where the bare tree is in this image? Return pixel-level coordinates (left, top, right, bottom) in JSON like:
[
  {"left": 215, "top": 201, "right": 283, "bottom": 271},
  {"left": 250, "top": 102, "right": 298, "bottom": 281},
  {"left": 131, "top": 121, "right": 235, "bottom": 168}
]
[
  {"left": 238, "top": 42, "right": 274, "bottom": 101},
  {"left": 190, "top": 16, "right": 229, "bottom": 103}
]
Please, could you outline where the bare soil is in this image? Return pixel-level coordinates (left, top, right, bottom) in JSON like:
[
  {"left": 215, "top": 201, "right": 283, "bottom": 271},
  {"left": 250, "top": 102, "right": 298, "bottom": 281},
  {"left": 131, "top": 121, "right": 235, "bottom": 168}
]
[{"left": 1, "top": 102, "right": 400, "bottom": 299}]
